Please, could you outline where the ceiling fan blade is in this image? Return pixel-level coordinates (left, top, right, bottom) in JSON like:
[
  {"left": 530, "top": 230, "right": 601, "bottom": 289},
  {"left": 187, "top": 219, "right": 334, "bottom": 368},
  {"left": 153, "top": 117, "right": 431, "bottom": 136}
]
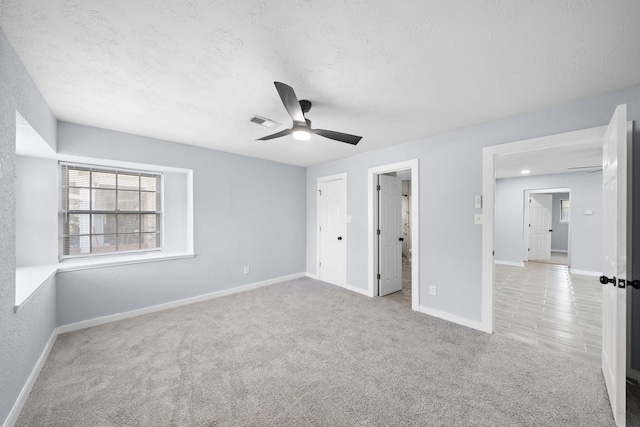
[
  {"left": 274, "top": 82, "right": 306, "bottom": 124},
  {"left": 313, "top": 129, "right": 362, "bottom": 145},
  {"left": 256, "top": 128, "right": 293, "bottom": 141}
]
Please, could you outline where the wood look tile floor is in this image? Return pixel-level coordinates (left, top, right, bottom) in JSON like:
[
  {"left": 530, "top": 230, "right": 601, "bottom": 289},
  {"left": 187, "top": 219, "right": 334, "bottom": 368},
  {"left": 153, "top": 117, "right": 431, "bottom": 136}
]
[
  {"left": 494, "top": 261, "right": 602, "bottom": 366},
  {"left": 383, "top": 262, "right": 412, "bottom": 304}
]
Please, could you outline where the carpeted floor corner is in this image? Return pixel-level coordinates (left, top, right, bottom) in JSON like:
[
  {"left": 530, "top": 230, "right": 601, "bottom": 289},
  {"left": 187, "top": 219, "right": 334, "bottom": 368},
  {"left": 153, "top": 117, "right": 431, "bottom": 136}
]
[{"left": 16, "top": 277, "right": 615, "bottom": 426}]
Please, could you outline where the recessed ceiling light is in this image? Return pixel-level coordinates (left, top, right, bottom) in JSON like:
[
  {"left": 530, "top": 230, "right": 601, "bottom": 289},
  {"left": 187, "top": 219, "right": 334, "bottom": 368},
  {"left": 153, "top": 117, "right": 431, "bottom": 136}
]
[
  {"left": 249, "top": 115, "right": 280, "bottom": 129},
  {"left": 521, "top": 169, "right": 531, "bottom": 175}
]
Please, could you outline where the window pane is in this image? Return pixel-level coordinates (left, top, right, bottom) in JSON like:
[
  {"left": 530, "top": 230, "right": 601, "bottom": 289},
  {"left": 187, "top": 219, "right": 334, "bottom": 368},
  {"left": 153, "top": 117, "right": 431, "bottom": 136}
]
[
  {"left": 68, "top": 235, "right": 91, "bottom": 255},
  {"left": 118, "top": 174, "right": 139, "bottom": 190},
  {"left": 141, "top": 191, "right": 156, "bottom": 211},
  {"left": 92, "top": 171, "right": 116, "bottom": 189},
  {"left": 69, "top": 188, "right": 90, "bottom": 210},
  {"left": 69, "top": 169, "right": 90, "bottom": 187},
  {"left": 92, "top": 189, "right": 116, "bottom": 210},
  {"left": 118, "top": 233, "right": 140, "bottom": 251},
  {"left": 141, "top": 233, "right": 158, "bottom": 249},
  {"left": 92, "top": 234, "right": 117, "bottom": 253},
  {"left": 68, "top": 214, "right": 90, "bottom": 235},
  {"left": 140, "top": 175, "right": 157, "bottom": 191},
  {"left": 141, "top": 214, "right": 157, "bottom": 232},
  {"left": 118, "top": 214, "right": 139, "bottom": 233},
  {"left": 118, "top": 190, "right": 140, "bottom": 211},
  {"left": 92, "top": 214, "right": 116, "bottom": 234}
]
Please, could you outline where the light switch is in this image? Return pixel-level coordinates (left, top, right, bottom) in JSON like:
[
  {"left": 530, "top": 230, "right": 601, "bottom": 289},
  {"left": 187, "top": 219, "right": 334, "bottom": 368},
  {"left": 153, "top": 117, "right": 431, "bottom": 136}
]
[
  {"left": 347, "top": 215, "right": 352, "bottom": 223},
  {"left": 475, "top": 195, "right": 483, "bottom": 209}
]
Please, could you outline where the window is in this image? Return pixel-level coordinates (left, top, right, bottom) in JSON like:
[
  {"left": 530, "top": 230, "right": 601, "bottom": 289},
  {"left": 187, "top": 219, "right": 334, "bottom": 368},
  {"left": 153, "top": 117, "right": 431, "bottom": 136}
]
[
  {"left": 59, "top": 163, "right": 162, "bottom": 259},
  {"left": 560, "top": 199, "right": 570, "bottom": 223}
]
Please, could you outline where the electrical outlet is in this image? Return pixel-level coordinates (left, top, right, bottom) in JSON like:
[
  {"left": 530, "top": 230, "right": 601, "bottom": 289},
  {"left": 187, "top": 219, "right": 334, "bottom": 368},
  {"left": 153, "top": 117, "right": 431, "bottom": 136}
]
[
  {"left": 243, "top": 266, "right": 250, "bottom": 275},
  {"left": 429, "top": 285, "right": 437, "bottom": 296}
]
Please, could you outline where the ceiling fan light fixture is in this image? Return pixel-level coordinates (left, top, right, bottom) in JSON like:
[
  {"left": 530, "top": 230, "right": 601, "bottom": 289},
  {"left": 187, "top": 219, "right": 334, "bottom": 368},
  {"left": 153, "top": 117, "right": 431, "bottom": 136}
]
[{"left": 292, "top": 129, "right": 311, "bottom": 141}]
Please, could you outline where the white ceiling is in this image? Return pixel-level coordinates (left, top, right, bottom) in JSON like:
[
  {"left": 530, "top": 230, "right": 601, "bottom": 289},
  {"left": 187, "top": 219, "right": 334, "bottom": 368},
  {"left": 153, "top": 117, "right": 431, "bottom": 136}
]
[{"left": 2, "top": 1, "right": 640, "bottom": 167}]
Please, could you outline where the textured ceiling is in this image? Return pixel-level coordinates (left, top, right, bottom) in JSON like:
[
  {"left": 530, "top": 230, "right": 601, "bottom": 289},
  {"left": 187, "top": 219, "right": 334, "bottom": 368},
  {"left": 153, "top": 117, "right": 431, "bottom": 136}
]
[{"left": 2, "top": 1, "right": 640, "bottom": 167}]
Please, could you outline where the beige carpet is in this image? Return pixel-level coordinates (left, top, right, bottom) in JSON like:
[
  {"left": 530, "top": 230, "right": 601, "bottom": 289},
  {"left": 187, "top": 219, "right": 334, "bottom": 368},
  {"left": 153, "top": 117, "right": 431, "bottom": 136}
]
[{"left": 17, "top": 277, "right": 614, "bottom": 426}]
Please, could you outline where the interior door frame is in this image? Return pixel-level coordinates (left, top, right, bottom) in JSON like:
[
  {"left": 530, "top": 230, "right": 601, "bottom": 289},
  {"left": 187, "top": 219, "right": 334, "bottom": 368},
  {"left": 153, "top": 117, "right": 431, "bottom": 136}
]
[
  {"left": 317, "top": 173, "right": 347, "bottom": 287},
  {"left": 481, "top": 126, "right": 607, "bottom": 333},
  {"left": 524, "top": 188, "right": 571, "bottom": 264},
  {"left": 367, "top": 159, "right": 419, "bottom": 310}
]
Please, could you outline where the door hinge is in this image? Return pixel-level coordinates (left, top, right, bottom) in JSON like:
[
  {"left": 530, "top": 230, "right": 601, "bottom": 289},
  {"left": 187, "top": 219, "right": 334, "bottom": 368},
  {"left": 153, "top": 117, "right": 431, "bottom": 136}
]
[
  {"left": 492, "top": 250, "right": 494, "bottom": 256},
  {"left": 318, "top": 189, "right": 321, "bottom": 196},
  {"left": 319, "top": 226, "right": 321, "bottom": 231},
  {"left": 528, "top": 248, "right": 530, "bottom": 252},
  {"left": 377, "top": 229, "right": 381, "bottom": 235},
  {"left": 376, "top": 184, "right": 381, "bottom": 191},
  {"left": 319, "top": 262, "right": 321, "bottom": 268},
  {"left": 377, "top": 273, "right": 381, "bottom": 280},
  {"left": 528, "top": 224, "right": 531, "bottom": 227}
]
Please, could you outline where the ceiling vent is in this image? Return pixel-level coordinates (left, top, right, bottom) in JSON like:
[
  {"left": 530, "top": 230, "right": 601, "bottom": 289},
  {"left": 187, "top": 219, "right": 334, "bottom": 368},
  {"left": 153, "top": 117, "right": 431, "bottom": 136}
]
[{"left": 250, "top": 115, "right": 280, "bottom": 129}]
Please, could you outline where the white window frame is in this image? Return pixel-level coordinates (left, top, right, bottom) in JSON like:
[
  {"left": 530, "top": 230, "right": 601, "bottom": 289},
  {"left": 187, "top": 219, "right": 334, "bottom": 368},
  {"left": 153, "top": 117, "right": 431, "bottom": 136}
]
[{"left": 59, "top": 162, "right": 163, "bottom": 260}]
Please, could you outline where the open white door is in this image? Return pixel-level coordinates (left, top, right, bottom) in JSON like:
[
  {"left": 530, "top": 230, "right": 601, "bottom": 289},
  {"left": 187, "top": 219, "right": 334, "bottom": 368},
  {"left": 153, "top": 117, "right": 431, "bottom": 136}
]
[
  {"left": 601, "top": 104, "right": 628, "bottom": 426},
  {"left": 529, "top": 194, "right": 553, "bottom": 260},
  {"left": 319, "top": 177, "right": 346, "bottom": 286},
  {"left": 378, "top": 174, "right": 402, "bottom": 296}
]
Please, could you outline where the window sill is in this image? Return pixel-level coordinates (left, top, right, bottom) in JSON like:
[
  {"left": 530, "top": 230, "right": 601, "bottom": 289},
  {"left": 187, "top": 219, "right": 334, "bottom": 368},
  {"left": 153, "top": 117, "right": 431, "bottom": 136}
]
[{"left": 15, "top": 251, "right": 195, "bottom": 312}]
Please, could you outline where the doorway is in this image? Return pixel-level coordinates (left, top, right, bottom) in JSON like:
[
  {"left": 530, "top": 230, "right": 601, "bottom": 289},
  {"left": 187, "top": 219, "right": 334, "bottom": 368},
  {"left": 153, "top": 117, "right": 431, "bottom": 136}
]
[
  {"left": 525, "top": 189, "right": 571, "bottom": 267},
  {"left": 317, "top": 173, "right": 347, "bottom": 287},
  {"left": 368, "top": 160, "right": 419, "bottom": 310}
]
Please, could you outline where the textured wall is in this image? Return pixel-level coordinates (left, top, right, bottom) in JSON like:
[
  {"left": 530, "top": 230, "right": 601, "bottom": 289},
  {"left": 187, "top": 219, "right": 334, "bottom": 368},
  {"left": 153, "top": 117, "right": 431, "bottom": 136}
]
[
  {"left": 55, "top": 122, "right": 306, "bottom": 326},
  {"left": 306, "top": 84, "right": 640, "bottom": 323},
  {"left": 0, "top": 29, "right": 58, "bottom": 426},
  {"left": 551, "top": 192, "right": 570, "bottom": 252},
  {"left": 495, "top": 176, "right": 600, "bottom": 271}
]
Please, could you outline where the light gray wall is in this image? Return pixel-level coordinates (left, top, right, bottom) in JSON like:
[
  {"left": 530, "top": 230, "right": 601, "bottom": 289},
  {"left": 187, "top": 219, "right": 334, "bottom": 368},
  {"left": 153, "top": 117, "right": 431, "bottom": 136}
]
[
  {"left": 551, "top": 192, "right": 570, "bottom": 252},
  {"left": 16, "top": 156, "right": 59, "bottom": 267},
  {"left": 495, "top": 175, "right": 601, "bottom": 272},
  {"left": 55, "top": 122, "right": 306, "bottom": 326},
  {"left": 0, "top": 29, "right": 58, "bottom": 425},
  {"left": 306, "top": 84, "right": 640, "bottom": 324}
]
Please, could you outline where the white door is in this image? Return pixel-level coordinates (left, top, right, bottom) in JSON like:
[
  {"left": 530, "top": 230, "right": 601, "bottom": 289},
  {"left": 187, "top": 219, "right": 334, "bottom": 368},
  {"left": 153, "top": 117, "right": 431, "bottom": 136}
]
[
  {"left": 378, "top": 174, "right": 402, "bottom": 296},
  {"left": 319, "top": 178, "right": 346, "bottom": 286},
  {"left": 529, "top": 194, "right": 552, "bottom": 260},
  {"left": 601, "top": 104, "right": 628, "bottom": 426}
]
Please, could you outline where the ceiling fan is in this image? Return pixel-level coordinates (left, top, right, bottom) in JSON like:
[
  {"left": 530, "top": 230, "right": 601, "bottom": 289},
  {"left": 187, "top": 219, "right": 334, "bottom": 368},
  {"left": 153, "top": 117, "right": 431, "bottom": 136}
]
[{"left": 257, "top": 82, "right": 362, "bottom": 145}]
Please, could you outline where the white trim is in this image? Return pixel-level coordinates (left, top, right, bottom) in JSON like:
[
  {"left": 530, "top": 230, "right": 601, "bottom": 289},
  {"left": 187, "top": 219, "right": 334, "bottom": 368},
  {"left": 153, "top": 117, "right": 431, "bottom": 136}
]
[
  {"left": 495, "top": 260, "right": 524, "bottom": 267},
  {"left": 569, "top": 269, "right": 601, "bottom": 277},
  {"left": 415, "top": 305, "right": 489, "bottom": 333},
  {"left": 552, "top": 249, "right": 569, "bottom": 254},
  {"left": 3, "top": 330, "right": 58, "bottom": 427},
  {"left": 316, "top": 173, "right": 347, "bottom": 287},
  {"left": 57, "top": 251, "right": 195, "bottom": 273},
  {"left": 367, "top": 160, "right": 419, "bottom": 311},
  {"left": 483, "top": 125, "right": 607, "bottom": 333},
  {"left": 305, "top": 272, "right": 318, "bottom": 280},
  {"left": 339, "top": 282, "right": 371, "bottom": 297},
  {"left": 57, "top": 272, "right": 306, "bottom": 334}
]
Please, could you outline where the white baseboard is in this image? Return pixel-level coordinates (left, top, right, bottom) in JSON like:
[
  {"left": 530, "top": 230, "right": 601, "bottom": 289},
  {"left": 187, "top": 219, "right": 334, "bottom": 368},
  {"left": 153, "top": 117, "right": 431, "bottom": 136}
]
[
  {"left": 415, "top": 305, "right": 489, "bottom": 333},
  {"left": 57, "top": 272, "right": 306, "bottom": 334},
  {"left": 569, "top": 269, "right": 601, "bottom": 277},
  {"left": 551, "top": 249, "right": 568, "bottom": 253},
  {"left": 305, "top": 272, "right": 318, "bottom": 280},
  {"left": 340, "top": 282, "right": 370, "bottom": 297},
  {"left": 495, "top": 260, "right": 524, "bottom": 267},
  {"left": 3, "top": 330, "right": 58, "bottom": 427}
]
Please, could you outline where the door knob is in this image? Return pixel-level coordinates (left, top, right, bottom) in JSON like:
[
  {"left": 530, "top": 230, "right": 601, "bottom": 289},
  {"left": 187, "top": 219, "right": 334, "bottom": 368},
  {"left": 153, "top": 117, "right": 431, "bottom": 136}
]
[
  {"left": 399, "top": 237, "right": 404, "bottom": 241},
  {"left": 629, "top": 280, "right": 640, "bottom": 290},
  {"left": 600, "top": 275, "right": 616, "bottom": 286},
  {"left": 337, "top": 236, "right": 342, "bottom": 240}
]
